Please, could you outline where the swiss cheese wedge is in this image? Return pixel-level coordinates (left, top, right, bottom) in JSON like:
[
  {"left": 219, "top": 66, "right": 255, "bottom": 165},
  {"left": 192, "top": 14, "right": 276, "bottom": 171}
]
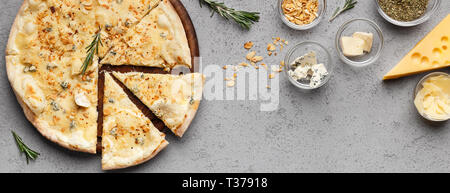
[
  {"left": 101, "top": 0, "right": 191, "bottom": 69},
  {"left": 383, "top": 14, "right": 450, "bottom": 80},
  {"left": 112, "top": 72, "right": 204, "bottom": 137},
  {"left": 102, "top": 73, "right": 168, "bottom": 170}
]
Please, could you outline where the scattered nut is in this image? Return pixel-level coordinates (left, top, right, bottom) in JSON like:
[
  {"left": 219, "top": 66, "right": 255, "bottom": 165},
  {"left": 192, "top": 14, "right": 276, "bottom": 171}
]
[
  {"left": 239, "top": 62, "right": 249, "bottom": 67},
  {"left": 267, "top": 43, "right": 276, "bottom": 51},
  {"left": 244, "top": 41, "right": 254, "bottom": 49},
  {"left": 251, "top": 56, "right": 264, "bottom": 63},
  {"left": 269, "top": 73, "right": 275, "bottom": 79},
  {"left": 246, "top": 51, "right": 256, "bottom": 60},
  {"left": 261, "top": 63, "right": 268, "bottom": 70}
]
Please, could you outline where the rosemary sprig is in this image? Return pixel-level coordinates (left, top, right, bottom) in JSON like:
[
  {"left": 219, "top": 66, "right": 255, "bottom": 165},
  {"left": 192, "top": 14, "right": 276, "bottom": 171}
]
[
  {"left": 329, "top": 0, "right": 357, "bottom": 22},
  {"left": 12, "top": 131, "right": 40, "bottom": 164},
  {"left": 81, "top": 29, "right": 102, "bottom": 75},
  {"left": 199, "top": 0, "right": 260, "bottom": 30}
]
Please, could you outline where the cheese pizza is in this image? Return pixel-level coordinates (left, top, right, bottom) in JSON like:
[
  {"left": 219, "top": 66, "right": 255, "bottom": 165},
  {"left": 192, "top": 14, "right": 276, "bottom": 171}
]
[{"left": 6, "top": 0, "right": 200, "bottom": 169}]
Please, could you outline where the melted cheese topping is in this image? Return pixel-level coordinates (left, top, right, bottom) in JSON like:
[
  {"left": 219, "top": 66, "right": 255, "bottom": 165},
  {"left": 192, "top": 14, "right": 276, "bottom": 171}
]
[
  {"left": 101, "top": 0, "right": 191, "bottom": 69},
  {"left": 112, "top": 72, "right": 203, "bottom": 136},
  {"left": 102, "top": 73, "right": 167, "bottom": 170}
]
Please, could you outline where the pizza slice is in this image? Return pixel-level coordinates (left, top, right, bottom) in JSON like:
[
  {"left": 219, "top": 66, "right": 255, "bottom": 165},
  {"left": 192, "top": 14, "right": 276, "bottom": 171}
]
[
  {"left": 102, "top": 73, "right": 168, "bottom": 170},
  {"left": 6, "top": 53, "right": 99, "bottom": 153},
  {"left": 100, "top": 0, "right": 191, "bottom": 70},
  {"left": 5, "top": 0, "right": 101, "bottom": 153},
  {"left": 7, "top": 0, "right": 87, "bottom": 56},
  {"left": 94, "top": 0, "right": 162, "bottom": 58},
  {"left": 112, "top": 72, "right": 204, "bottom": 137}
]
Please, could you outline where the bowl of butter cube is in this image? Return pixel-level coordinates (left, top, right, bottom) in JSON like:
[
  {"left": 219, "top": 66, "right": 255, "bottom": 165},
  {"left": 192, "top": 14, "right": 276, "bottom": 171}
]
[{"left": 335, "top": 18, "right": 384, "bottom": 67}]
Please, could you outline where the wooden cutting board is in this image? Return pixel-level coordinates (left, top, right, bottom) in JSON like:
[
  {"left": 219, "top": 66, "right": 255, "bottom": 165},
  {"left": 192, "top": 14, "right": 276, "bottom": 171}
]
[{"left": 97, "top": 0, "right": 200, "bottom": 150}]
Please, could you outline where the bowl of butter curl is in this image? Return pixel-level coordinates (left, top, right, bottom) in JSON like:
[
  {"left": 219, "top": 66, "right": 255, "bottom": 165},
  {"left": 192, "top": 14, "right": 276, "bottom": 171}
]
[{"left": 413, "top": 72, "right": 450, "bottom": 122}]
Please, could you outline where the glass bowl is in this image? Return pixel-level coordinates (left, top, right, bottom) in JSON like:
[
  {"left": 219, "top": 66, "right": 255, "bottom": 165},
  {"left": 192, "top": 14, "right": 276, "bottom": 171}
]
[
  {"left": 375, "top": 0, "right": 440, "bottom": 27},
  {"left": 413, "top": 72, "right": 450, "bottom": 122},
  {"left": 278, "top": 0, "right": 326, "bottom": 30},
  {"left": 284, "top": 41, "right": 333, "bottom": 90},
  {"left": 335, "top": 18, "right": 384, "bottom": 67}
]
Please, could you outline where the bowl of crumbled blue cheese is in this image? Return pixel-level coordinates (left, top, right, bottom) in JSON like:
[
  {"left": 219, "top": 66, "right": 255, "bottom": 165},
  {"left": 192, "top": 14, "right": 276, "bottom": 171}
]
[{"left": 284, "top": 41, "right": 332, "bottom": 90}]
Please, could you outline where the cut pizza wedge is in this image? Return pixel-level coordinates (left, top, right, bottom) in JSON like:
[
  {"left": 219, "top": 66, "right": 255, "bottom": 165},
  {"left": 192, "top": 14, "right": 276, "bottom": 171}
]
[
  {"left": 102, "top": 73, "right": 168, "bottom": 170},
  {"left": 112, "top": 72, "right": 204, "bottom": 137},
  {"left": 101, "top": 0, "right": 191, "bottom": 70},
  {"left": 6, "top": 54, "right": 99, "bottom": 153},
  {"left": 94, "top": 0, "right": 162, "bottom": 57}
]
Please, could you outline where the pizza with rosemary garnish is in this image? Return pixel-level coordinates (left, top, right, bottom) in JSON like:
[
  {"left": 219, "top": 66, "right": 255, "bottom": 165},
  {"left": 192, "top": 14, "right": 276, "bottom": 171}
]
[{"left": 5, "top": 0, "right": 200, "bottom": 170}]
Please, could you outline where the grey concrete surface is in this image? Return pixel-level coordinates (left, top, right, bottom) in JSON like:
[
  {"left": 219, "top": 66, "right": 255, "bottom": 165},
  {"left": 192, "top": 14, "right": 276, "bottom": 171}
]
[{"left": 1, "top": 0, "right": 449, "bottom": 173}]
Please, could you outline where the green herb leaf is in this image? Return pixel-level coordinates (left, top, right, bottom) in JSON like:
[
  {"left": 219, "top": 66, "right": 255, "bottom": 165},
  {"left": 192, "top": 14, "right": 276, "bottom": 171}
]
[
  {"left": 81, "top": 28, "right": 102, "bottom": 76},
  {"left": 199, "top": 0, "right": 260, "bottom": 30},
  {"left": 329, "top": 0, "right": 358, "bottom": 22},
  {"left": 12, "top": 131, "right": 40, "bottom": 164}
]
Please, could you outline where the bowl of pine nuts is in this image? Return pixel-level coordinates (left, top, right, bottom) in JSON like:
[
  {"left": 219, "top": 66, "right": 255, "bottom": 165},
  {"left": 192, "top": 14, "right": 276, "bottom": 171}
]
[{"left": 278, "top": 0, "right": 326, "bottom": 30}]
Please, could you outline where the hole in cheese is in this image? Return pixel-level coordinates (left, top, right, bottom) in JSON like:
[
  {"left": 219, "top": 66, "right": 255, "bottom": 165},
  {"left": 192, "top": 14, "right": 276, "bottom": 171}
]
[
  {"left": 432, "top": 48, "right": 442, "bottom": 59},
  {"left": 421, "top": 56, "right": 430, "bottom": 66},
  {"left": 441, "top": 36, "right": 449, "bottom": 44},
  {"left": 411, "top": 53, "right": 421, "bottom": 64}
]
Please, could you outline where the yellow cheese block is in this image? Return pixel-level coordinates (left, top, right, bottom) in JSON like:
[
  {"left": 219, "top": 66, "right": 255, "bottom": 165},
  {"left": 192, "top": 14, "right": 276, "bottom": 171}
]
[{"left": 383, "top": 14, "right": 450, "bottom": 80}]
